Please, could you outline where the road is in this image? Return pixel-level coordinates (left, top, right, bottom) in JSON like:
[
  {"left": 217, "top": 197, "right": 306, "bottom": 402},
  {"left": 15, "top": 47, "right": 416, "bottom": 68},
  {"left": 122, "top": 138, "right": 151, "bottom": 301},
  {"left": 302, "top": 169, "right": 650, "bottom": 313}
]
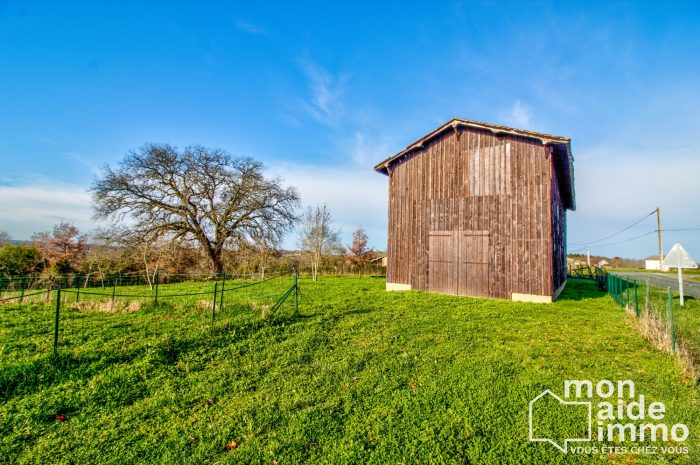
[{"left": 610, "top": 271, "right": 700, "bottom": 299}]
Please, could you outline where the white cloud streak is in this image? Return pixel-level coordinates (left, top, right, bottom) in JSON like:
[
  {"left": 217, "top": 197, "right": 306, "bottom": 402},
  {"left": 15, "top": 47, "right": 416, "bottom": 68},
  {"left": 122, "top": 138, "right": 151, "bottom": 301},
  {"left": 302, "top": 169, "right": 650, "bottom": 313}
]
[
  {"left": 506, "top": 100, "right": 533, "bottom": 128},
  {"left": 0, "top": 183, "right": 95, "bottom": 239},
  {"left": 346, "top": 131, "right": 393, "bottom": 167},
  {"left": 569, "top": 145, "right": 700, "bottom": 257},
  {"left": 298, "top": 58, "right": 348, "bottom": 126},
  {"left": 235, "top": 19, "right": 266, "bottom": 35},
  {"left": 267, "top": 162, "right": 388, "bottom": 251}
]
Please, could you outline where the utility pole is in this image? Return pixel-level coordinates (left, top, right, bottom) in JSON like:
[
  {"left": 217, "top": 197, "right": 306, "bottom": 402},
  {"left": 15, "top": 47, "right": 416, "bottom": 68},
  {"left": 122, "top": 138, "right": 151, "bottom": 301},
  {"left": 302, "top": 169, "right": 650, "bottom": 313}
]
[
  {"left": 656, "top": 207, "right": 663, "bottom": 266},
  {"left": 586, "top": 245, "right": 591, "bottom": 269}
]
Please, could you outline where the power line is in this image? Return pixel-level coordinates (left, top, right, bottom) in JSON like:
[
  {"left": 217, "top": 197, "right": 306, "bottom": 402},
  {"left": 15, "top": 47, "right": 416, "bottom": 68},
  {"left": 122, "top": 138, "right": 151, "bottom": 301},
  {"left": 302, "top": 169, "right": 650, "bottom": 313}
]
[
  {"left": 586, "top": 230, "right": 657, "bottom": 249},
  {"left": 569, "top": 226, "right": 696, "bottom": 253},
  {"left": 570, "top": 209, "right": 656, "bottom": 246}
]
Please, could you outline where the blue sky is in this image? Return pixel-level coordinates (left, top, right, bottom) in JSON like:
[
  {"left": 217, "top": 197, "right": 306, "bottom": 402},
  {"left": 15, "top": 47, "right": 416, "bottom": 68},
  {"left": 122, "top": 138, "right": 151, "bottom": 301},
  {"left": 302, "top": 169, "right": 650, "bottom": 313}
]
[{"left": 1, "top": 1, "right": 698, "bottom": 258}]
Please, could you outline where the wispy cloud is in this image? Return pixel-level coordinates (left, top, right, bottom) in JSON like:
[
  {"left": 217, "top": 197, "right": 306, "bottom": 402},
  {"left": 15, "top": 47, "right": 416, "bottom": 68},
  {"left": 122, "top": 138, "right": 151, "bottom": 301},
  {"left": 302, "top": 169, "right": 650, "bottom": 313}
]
[
  {"left": 298, "top": 58, "right": 349, "bottom": 126},
  {"left": 66, "top": 152, "right": 101, "bottom": 175},
  {"left": 569, "top": 144, "right": 700, "bottom": 257},
  {"left": 267, "top": 162, "right": 387, "bottom": 250},
  {"left": 0, "top": 168, "right": 389, "bottom": 250},
  {"left": 346, "top": 132, "right": 393, "bottom": 167},
  {"left": 235, "top": 19, "right": 265, "bottom": 35},
  {"left": 0, "top": 182, "right": 95, "bottom": 239},
  {"left": 505, "top": 100, "right": 533, "bottom": 128}
]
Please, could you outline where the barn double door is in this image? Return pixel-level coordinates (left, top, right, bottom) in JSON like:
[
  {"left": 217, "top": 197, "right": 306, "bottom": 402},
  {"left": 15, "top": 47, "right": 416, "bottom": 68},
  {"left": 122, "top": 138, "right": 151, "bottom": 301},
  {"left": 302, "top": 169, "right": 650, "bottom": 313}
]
[{"left": 428, "top": 230, "right": 489, "bottom": 296}]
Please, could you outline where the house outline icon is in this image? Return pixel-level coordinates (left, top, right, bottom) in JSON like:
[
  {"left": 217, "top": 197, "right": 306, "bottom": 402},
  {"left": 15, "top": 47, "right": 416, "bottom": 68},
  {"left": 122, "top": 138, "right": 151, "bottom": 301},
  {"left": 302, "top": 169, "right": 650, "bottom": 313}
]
[{"left": 528, "top": 389, "right": 592, "bottom": 453}]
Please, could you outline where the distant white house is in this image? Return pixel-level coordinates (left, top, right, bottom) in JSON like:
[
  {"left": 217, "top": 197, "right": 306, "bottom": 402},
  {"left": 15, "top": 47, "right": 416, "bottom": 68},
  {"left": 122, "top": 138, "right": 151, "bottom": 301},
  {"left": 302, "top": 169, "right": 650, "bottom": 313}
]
[{"left": 645, "top": 257, "right": 669, "bottom": 272}]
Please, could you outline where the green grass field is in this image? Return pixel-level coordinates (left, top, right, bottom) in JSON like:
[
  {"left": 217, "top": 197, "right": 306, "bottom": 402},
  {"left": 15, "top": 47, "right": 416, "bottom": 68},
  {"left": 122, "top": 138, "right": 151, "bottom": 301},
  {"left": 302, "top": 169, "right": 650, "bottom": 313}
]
[
  {"left": 1, "top": 277, "right": 699, "bottom": 464},
  {"left": 609, "top": 268, "right": 700, "bottom": 276},
  {"left": 607, "top": 276, "right": 700, "bottom": 373}
]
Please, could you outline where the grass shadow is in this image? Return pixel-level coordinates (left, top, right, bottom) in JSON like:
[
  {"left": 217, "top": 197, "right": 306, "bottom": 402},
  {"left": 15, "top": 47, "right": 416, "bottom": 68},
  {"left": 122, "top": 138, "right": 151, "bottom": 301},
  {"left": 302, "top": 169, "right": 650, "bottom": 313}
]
[
  {"left": 339, "top": 306, "right": 374, "bottom": 317},
  {"left": 557, "top": 278, "right": 607, "bottom": 302}
]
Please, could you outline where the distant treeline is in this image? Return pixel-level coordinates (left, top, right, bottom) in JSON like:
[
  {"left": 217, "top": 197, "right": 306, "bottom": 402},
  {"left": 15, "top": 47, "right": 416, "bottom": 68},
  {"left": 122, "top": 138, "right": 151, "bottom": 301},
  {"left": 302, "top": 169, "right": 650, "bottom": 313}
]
[{"left": 567, "top": 254, "right": 644, "bottom": 269}]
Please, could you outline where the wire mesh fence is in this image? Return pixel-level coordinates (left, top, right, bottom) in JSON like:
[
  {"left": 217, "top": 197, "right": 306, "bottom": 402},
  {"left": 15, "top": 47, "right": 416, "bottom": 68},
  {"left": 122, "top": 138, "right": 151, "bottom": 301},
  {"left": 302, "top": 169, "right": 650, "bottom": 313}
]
[
  {"left": 0, "top": 262, "right": 384, "bottom": 296},
  {"left": 0, "top": 270, "right": 284, "bottom": 294},
  {"left": 0, "top": 270, "right": 299, "bottom": 356},
  {"left": 601, "top": 272, "right": 699, "bottom": 381}
]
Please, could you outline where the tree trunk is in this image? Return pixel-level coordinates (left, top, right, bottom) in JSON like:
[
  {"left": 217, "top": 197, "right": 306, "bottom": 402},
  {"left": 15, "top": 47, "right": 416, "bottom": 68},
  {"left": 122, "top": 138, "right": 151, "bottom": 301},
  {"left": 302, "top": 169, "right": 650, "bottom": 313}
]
[
  {"left": 312, "top": 253, "right": 319, "bottom": 282},
  {"left": 143, "top": 247, "right": 153, "bottom": 290},
  {"left": 212, "top": 255, "right": 224, "bottom": 275}
]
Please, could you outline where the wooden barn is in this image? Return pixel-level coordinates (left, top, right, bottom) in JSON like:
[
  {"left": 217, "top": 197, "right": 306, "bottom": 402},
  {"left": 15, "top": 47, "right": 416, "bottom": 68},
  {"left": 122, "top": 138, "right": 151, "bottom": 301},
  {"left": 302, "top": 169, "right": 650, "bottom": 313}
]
[{"left": 374, "top": 118, "right": 575, "bottom": 303}]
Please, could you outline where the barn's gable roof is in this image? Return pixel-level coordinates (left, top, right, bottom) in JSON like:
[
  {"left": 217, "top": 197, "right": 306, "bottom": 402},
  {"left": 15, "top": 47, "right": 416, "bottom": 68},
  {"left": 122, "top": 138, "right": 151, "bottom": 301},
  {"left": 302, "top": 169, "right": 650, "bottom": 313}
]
[{"left": 374, "top": 118, "right": 576, "bottom": 211}]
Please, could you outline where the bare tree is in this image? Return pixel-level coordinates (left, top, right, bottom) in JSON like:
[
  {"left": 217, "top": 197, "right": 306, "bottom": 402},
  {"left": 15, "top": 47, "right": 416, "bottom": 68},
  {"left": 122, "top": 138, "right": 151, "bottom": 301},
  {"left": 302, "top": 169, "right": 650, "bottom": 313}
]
[
  {"left": 128, "top": 232, "right": 168, "bottom": 289},
  {"left": 80, "top": 237, "right": 127, "bottom": 288},
  {"left": 231, "top": 238, "right": 256, "bottom": 275},
  {"left": 298, "top": 204, "right": 341, "bottom": 281},
  {"left": 98, "top": 227, "right": 179, "bottom": 289},
  {"left": 346, "top": 227, "right": 372, "bottom": 266},
  {"left": 250, "top": 231, "right": 280, "bottom": 279},
  {"left": 92, "top": 144, "right": 300, "bottom": 273},
  {"left": 31, "top": 222, "right": 88, "bottom": 273},
  {"left": 0, "top": 230, "right": 11, "bottom": 245}
]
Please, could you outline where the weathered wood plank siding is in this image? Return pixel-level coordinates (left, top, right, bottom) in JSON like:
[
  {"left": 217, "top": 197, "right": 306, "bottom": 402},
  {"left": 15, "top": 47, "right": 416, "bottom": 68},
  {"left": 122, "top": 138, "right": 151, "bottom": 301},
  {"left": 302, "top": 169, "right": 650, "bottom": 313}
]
[
  {"left": 550, "top": 149, "right": 568, "bottom": 293},
  {"left": 386, "top": 125, "right": 562, "bottom": 299}
]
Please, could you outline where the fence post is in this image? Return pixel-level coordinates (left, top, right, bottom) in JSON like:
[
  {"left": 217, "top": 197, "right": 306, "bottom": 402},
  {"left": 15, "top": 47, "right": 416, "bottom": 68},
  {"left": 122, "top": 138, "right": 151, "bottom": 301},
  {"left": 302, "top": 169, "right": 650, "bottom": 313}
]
[
  {"left": 294, "top": 269, "right": 299, "bottom": 315},
  {"left": 618, "top": 276, "right": 623, "bottom": 307},
  {"left": 53, "top": 287, "right": 61, "bottom": 356},
  {"left": 610, "top": 274, "right": 614, "bottom": 300},
  {"left": 620, "top": 275, "right": 623, "bottom": 307},
  {"left": 668, "top": 287, "right": 675, "bottom": 354},
  {"left": 626, "top": 276, "right": 630, "bottom": 310},
  {"left": 619, "top": 276, "right": 623, "bottom": 307},
  {"left": 219, "top": 273, "right": 226, "bottom": 312},
  {"left": 111, "top": 279, "right": 116, "bottom": 306},
  {"left": 645, "top": 279, "right": 650, "bottom": 315},
  {"left": 212, "top": 282, "right": 218, "bottom": 324},
  {"left": 633, "top": 280, "right": 639, "bottom": 317},
  {"left": 154, "top": 272, "right": 159, "bottom": 304}
]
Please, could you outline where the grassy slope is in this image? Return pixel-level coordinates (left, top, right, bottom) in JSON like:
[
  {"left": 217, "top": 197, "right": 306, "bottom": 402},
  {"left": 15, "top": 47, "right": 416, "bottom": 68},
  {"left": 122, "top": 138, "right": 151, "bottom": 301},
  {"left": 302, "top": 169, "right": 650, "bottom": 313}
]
[{"left": 1, "top": 277, "right": 699, "bottom": 464}]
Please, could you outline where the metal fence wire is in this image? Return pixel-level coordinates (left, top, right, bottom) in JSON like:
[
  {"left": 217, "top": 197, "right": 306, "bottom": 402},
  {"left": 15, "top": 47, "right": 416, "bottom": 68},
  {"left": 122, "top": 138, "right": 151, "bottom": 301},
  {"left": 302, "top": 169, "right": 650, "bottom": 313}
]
[
  {"left": 0, "top": 270, "right": 300, "bottom": 355},
  {"left": 602, "top": 272, "right": 700, "bottom": 381},
  {"left": 0, "top": 263, "right": 385, "bottom": 294},
  {"left": 568, "top": 269, "right": 698, "bottom": 380},
  {"left": 602, "top": 273, "right": 677, "bottom": 352},
  {"left": 0, "top": 270, "right": 291, "bottom": 294}
]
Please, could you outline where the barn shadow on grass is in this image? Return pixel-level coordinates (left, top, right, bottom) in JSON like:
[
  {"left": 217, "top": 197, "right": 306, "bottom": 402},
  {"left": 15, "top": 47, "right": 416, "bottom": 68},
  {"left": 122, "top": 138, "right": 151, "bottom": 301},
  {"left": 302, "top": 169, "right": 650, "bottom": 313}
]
[{"left": 557, "top": 278, "right": 606, "bottom": 302}]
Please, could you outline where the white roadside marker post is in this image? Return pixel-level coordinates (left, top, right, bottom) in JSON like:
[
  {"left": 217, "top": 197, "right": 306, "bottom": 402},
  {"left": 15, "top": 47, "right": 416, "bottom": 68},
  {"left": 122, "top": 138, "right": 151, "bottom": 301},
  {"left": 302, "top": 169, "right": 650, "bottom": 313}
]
[{"left": 662, "top": 243, "right": 698, "bottom": 307}]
